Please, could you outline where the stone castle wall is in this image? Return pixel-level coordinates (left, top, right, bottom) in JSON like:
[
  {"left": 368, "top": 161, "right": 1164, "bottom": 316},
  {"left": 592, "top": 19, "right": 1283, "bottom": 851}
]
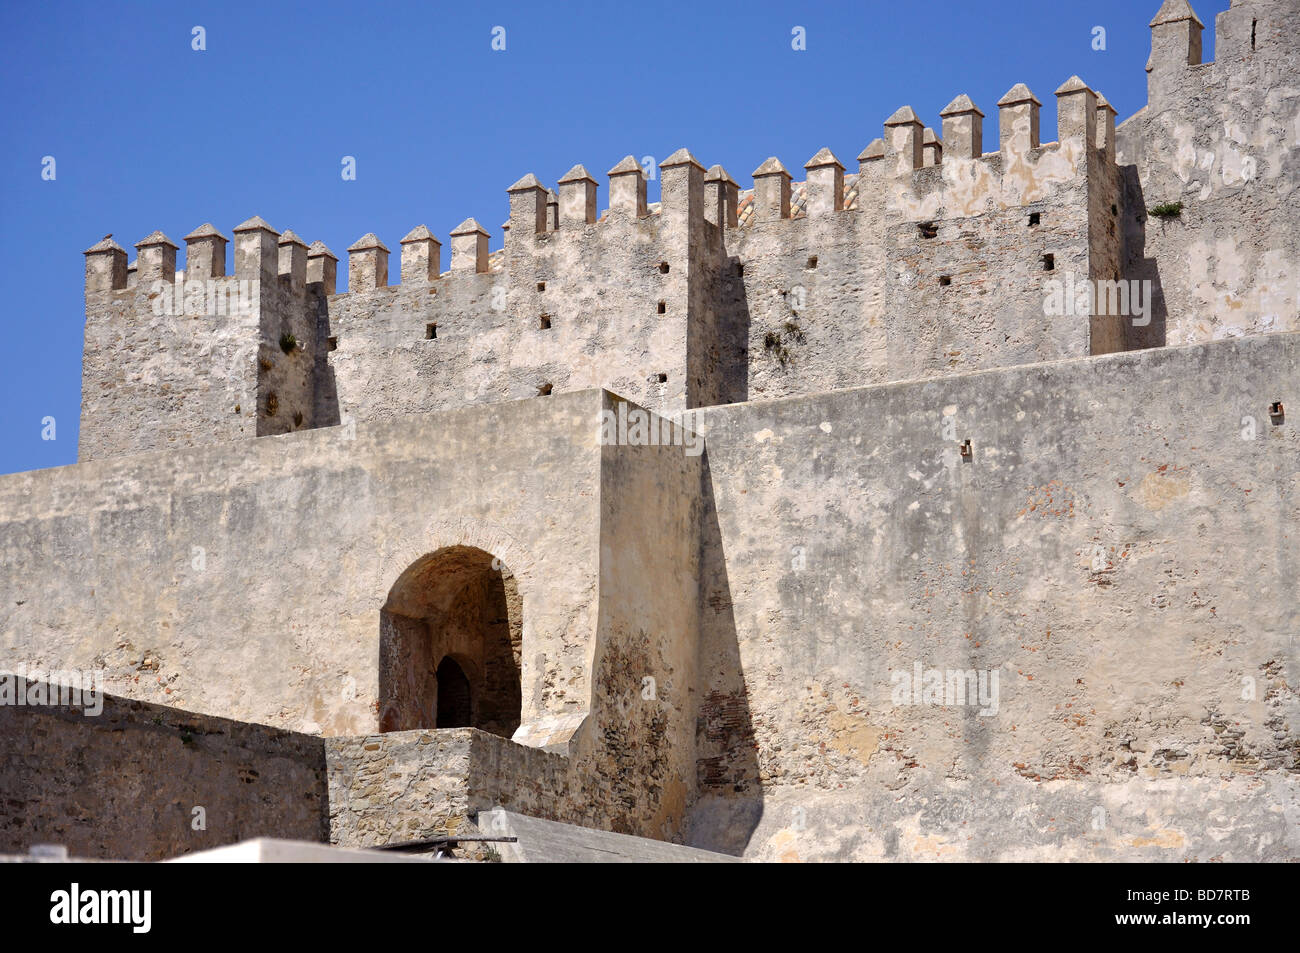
[
  {"left": 80, "top": 222, "right": 321, "bottom": 462},
  {"left": 78, "top": 78, "right": 1142, "bottom": 461},
  {"left": 1, "top": 391, "right": 606, "bottom": 739},
  {"left": 0, "top": 682, "right": 329, "bottom": 861},
  {"left": 0, "top": 390, "right": 706, "bottom": 843},
  {"left": 7, "top": 0, "right": 1295, "bottom": 860},
  {"left": 689, "top": 331, "right": 1298, "bottom": 860},
  {"left": 1117, "top": 0, "right": 1300, "bottom": 349}
]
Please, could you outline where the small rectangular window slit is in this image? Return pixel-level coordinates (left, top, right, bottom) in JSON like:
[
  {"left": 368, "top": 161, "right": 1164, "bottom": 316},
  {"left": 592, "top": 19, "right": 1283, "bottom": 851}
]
[
  {"left": 939, "top": 275, "right": 952, "bottom": 287},
  {"left": 536, "top": 281, "right": 546, "bottom": 292},
  {"left": 426, "top": 323, "right": 437, "bottom": 339},
  {"left": 657, "top": 301, "right": 666, "bottom": 314},
  {"left": 327, "top": 336, "right": 338, "bottom": 351},
  {"left": 919, "top": 223, "right": 938, "bottom": 239},
  {"left": 1028, "top": 213, "right": 1041, "bottom": 226},
  {"left": 539, "top": 315, "right": 552, "bottom": 330},
  {"left": 658, "top": 261, "right": 670, "bottom": 274},
  {"left": 807, "top": 256, "right": 818, "bottom": 269},
  {"left": 1042, "top": 254, "right": 1055, "bottom": 272}
]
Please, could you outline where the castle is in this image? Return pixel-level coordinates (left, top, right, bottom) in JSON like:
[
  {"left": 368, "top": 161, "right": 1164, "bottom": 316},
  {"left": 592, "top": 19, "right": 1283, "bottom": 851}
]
[{"left": 1, "top": 0, "right": 1296, "bottom": 861}]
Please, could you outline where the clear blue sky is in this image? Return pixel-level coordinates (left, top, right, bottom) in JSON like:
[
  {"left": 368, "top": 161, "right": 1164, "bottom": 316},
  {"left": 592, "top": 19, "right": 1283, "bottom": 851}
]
[{"left": 0, "top": 0, "right": 1229, "bottom": 475}]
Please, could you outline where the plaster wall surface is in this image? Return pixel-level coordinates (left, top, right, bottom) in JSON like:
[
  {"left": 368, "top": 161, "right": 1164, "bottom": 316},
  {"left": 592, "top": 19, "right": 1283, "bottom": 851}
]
[
  {"left": 689, "top": 332, "right": 1298, "bottom": 860},
  {"left": 1, "top": 391, "right": 604, "bottom": 740}
]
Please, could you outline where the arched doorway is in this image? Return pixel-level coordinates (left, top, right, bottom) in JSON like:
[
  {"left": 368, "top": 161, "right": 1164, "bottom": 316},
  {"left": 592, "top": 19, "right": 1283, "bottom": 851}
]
[{"left": 379, "top": 545, "right": 522, "bottom": 737}]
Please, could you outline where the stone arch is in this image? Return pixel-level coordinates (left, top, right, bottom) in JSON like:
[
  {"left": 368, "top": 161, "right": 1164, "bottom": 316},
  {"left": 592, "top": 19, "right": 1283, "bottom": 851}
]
[
  {"left": 370, "top": 517, "right": 538, "bottom": 616},
  {"left": 378, "top": 544, "right": 523, "bottom": 737}
]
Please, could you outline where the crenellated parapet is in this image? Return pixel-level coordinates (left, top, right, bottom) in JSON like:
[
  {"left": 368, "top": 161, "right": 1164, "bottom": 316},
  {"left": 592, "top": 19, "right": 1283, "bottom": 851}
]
[
  {"left": 80, "top": 215, "right": 328, "bottom": 460},
  {"left": 77, "top": 3, "right": 1289, "bottom": 460},
  {"left": 1116, "top": 0, "right": 1299, "bottom": 349},
  {"left": 715, "top": 73, "right": 1124, "bottom": 402},
  {"left": 1143, "top": 0, "right": 1292, "bottom": 106},
  {"left": 727, "top": 76, "right": 1114, "bottom": 238},
  {"left": 78, "top": 71, "right": 1123, "bottom": 459},
  {"left": 79, "top": 65, "right": 1124, "bottom": 458},
  {"left": 318, "top": 145, "right": 740, "bottom": 422}
]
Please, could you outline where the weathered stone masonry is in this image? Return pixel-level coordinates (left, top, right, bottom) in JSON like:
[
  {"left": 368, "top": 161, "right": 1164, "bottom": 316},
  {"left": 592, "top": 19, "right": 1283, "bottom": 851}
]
[
  {"left": 80, "top": 81, "right": 1141, "bottom": 461},
  {"left": 0, "top": 0, "right": 1294, "bottom": 861}
]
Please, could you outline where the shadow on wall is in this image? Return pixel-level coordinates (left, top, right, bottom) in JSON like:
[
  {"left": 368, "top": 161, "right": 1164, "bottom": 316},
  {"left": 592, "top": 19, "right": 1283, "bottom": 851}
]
[
  {"left": 1121, "top": 163, "right": 1169, "bottom": 351},
  {"left": 686, "top": 449, "right": 762, "bottom": 854},
  {"left": 378, "top": 545, "right": 523, "bottom": 739},
  {"left": 0, "top": 681, "right": 330, "bottom": 861},
  {"left": 313, "top": 287, "right": 342, "bottom": 427},
  {"left": 719, "top": 253, "right": 752, "bottom": 406},
  {"left": 701, "top": 218, "right": 752, "bottom": 408}
]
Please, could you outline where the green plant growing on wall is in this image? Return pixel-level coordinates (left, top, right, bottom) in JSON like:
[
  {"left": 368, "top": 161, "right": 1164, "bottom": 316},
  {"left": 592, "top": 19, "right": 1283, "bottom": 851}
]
[
  {"left": 1148, "top": 202, "right": 1183, "bottom": 218},
  {"left": 280, "top": 333, "right": 298, "bottom": 354}
]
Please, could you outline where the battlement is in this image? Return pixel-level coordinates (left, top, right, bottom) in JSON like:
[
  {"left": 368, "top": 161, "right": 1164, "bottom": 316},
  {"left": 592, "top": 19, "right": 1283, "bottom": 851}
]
[
  {"left": 730, "top": 78, "right": 1113, "bottom": 229},
  {"left": 80, "top": 216, "right": 324, "bottom": 460},
  {"left": 236, "top": 76, "right": 1108, "bottom": 309},
  {"left": 84, "top": 218, "right": 333, "bottom": 299},
  {"left": 78, "top": 80, "right": 1122, "bottom": 458},
  {"left": 1145, "top": 0, "right": 1298, "bottom": 106},
  {"left": 1117, "top": 0, "right": 1300, "bottom": 349},
  {"left": 76, "top": 0, "right": 1300, "bottom": 461},
  {"left": 300, "top": 78, "right": 1118, "bottom": 420}
]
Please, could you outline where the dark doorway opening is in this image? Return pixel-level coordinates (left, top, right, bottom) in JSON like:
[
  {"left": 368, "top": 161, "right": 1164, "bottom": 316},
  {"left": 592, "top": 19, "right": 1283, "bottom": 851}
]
[{"left": 435, "top": 657, "right": 473, "bottom": 728}]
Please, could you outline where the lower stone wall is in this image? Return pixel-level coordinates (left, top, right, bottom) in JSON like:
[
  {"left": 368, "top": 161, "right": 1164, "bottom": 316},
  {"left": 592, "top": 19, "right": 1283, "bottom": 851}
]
[
  {"left": 0, "top": 681, "right": 329, "bottom": 861},
  {"left": 325, "top": 728, "right": 576, "bottom": 849}
]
